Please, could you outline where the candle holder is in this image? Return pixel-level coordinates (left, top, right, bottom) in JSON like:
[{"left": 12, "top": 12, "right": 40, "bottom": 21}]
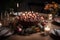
[
  {"left": 48, "top": 14, "right": 53, "bottom": 20},
  {"left": 44, "top": 25, "right": 51, "bottom": 36}
]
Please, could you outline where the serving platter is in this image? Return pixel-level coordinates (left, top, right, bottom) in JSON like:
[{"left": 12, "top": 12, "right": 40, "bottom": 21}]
[{"left": 54, "top": 17, "right": 60, "bottom": 23}]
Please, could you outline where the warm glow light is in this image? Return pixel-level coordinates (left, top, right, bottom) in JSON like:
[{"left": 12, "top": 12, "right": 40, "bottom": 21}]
[
  {"left": 44, "top": 26, "right": 50, "bottom": 32},
  {"left": 54, "top": 4, "right": 58, "bottom": 9},
  {"left": 0, "top": 23, "right": 2, "bottom": 27},
  {"left": 17, "top": 3, "right": 19, "bottom": 7},
  {"left": 22, "top": 13, "right": 25, "bottom": 16},
  {"left": 40, "top": 16, "right": 44, "bottom": 20},
  {"left": 44, "top": 2, "right": 58, "bottom": 10},
  {"left": 18, "top": 28, "right": 22, "bottom": 31}
]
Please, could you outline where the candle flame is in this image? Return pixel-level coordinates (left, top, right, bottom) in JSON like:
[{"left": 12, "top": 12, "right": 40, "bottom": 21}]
[{"left": 45, "top": 26, "right": 50, "bottom": 31}]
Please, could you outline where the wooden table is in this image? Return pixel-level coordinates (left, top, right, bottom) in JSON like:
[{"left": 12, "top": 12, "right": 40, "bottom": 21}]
[{"left": 6, "top": 13, "right": 60, "bottom": 40}]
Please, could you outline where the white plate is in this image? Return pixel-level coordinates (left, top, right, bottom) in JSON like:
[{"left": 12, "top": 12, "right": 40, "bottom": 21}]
[
  {"left": 50, "top": 29, "right": 60, "bottom": 36},
  {"left": 54, "top": 18, "right": 60, "bottom": 23}
]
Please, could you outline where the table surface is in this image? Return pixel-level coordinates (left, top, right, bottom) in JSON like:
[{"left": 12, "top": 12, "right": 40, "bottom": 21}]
[{"left": 6, "top": 13, "right": 60, "bottom": 40}]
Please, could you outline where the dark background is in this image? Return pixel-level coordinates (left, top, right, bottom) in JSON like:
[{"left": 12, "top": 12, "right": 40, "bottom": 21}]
[{"left": 0, "top": 0, "right": 60, "bottom": 12}]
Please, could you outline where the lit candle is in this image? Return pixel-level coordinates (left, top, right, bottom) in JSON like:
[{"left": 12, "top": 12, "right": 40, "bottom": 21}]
[
  {"left": 44, "top": 26, "right": 50, "bottom": 32},
  {"left": 17, "top": 3, "right": 19, "bottom": 7},
  {"left": 0, "top": 22, "right": 2, "bottom": 27}
]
